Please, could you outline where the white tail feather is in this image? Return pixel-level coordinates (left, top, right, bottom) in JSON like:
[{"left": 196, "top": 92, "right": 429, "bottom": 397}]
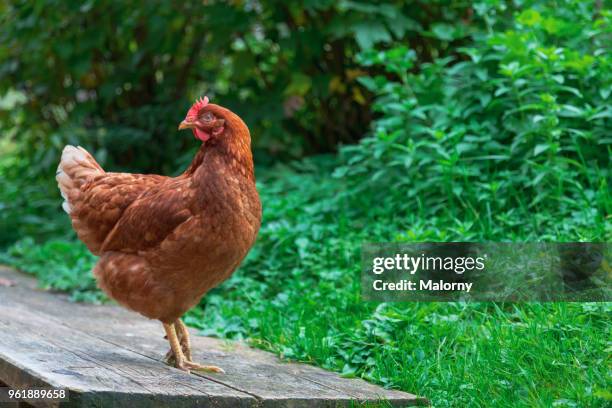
[{"left": 56, "top": 145, "right": 103, "bottom": 214}]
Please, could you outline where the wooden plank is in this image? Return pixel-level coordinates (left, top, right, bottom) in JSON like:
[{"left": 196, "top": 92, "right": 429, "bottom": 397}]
[
  {"left": 0, "top": 303, "right": 255, "bottom": 407},
  {"left": 1, "top": 298, "right": 372, "bottom": 407},
  {"left": 0, "top": 266, "right": 427, "bottom": 407}
]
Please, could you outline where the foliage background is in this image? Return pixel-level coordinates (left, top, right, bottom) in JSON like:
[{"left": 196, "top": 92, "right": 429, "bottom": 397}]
[{"left": 0, "top": 1, "right": 610, "bottom": 407}]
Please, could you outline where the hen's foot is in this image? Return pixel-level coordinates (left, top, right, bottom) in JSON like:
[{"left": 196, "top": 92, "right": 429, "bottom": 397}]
[
  {"left": 164, "top": 339, "right": 188, "bottom": 365},
  {"left": 163, "top": 321, "right": 224, "bottom": 374},
  {"left": 176, "top": 360, "right": 225, "bottom": 374}
]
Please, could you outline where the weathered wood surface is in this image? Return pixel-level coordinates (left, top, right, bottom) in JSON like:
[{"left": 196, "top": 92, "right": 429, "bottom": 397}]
[{"left": 0, "top": 266, "right": 427, "bottom": 407}]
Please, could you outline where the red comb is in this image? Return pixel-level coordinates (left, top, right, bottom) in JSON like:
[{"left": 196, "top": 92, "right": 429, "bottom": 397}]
[{"left": 186, "top": 96, "right": 209, "bottom": 119}]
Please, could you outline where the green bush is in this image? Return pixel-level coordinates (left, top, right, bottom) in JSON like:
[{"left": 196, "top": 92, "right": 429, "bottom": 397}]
[
  {"left": 336, "top": 1, "right": 611, "bottom": 240},
  {"left": 0, "top": 137, "right": 72, "bottom": 245},
  {"left": 0, "top": 0, "right": 478, "bottom": 171},
  {"left": 0, "top": 0, "right": 480, "bottom": 243},
  {"left": 0, "top": 237, "right": 102, "bottom": 302}
]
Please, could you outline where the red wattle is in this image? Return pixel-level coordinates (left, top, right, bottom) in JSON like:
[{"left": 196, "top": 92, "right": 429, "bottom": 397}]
[{"left": 193, "top": 128, "right": 211, "bottom": 142}]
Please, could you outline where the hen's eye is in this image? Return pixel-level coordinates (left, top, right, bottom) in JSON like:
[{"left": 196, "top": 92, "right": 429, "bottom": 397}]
[{"left": 201, "top": 112, "right": 214, "bottom": 122}]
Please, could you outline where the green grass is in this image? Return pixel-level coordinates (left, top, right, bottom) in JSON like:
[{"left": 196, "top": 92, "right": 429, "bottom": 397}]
[
  {"left": 0, "top": 237, "right": 102, "bottom": 303},
  {"left": 2, "top": 158, "right": 610, "bottom": 407}
]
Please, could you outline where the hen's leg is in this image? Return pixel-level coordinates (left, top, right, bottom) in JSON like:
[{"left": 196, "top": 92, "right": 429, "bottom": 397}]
[
  {"left": 164, "top": 328, "right": 182, "bottom": 365},
  {"left": 163, "top": 319, "right": 191, "bottom": 363},
  {"left": 175, "top": 319, "right": 193, "bottom": 361},
  {"left": 162, "top": 322, "right": 224, "bottom": 374}
]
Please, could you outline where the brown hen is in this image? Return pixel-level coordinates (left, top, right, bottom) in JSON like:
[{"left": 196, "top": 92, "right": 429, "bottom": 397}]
[{"left": 56, "top": 97, "right": 261, "bottom": 373}]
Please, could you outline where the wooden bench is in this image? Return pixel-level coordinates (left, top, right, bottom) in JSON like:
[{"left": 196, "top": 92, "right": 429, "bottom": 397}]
[{"left": 0, "top": 266, "right": 427, "bottom": 407}]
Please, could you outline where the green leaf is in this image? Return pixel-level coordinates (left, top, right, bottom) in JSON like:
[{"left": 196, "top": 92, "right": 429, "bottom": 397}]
[
  {"left": 286, "top": 73, "right": 312, "bottom": 96},
  {"left": 533, "top": 144, "right": 549, "bottom": 156},
  {"left": 353, "top": 21, "right": 392, "bottom": 49},
  {"left": 431, "top": 23, "right": 456, "bottom": 41},
  {"left": 517, "top": 9, "right": 542, "bottom": 27}
]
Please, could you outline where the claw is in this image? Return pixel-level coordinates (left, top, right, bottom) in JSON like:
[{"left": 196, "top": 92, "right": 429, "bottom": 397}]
[
  {"left": 191, "top": 364, "right": 225, "bottom": 374},
  {"left": 178, "top": 360, "right": 225, "bottom": 374}
]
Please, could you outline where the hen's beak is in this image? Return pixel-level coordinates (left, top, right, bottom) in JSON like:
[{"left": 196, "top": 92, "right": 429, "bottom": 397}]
[{"left": 178, "top": 120, "right": 195, "bottom": 130}]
